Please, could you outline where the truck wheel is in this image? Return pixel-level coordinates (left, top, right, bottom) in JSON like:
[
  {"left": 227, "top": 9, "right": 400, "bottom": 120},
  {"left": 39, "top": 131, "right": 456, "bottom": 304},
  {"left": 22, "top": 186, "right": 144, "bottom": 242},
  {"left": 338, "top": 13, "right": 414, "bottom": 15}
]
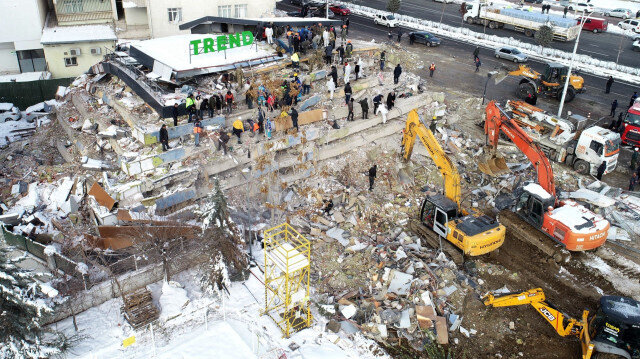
[
  {"left": 516, "top": 83, "right": 535, "bottom": 99},
  {"left": 560, "top": 87, "right": 576, "bottom": 103},
  {"left": 467, "top": 17, "right": 475, "bottom": 25},
  {"left": 573, "top": 160, "right": 590, "bottom": 175},
  {"left": 524, "top": 29, "right": 534, "bottom": 37},
  {"left": 489, "top": 21, "right": 497, "bottom": 29}
]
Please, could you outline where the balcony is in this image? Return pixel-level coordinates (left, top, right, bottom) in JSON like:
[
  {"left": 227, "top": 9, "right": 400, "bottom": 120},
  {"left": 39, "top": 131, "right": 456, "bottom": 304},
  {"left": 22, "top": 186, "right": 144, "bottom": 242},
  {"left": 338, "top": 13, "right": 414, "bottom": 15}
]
[{"left": 54, "top": 0, "right": 114, "bottom": 25}]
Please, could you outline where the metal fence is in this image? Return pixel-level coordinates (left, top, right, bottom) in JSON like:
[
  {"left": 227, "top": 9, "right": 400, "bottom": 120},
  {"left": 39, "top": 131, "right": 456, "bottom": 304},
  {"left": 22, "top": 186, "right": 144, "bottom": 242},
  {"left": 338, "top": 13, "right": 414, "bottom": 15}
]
[{"left": 0, "top": 77, "right": 73, "bottom": 109}]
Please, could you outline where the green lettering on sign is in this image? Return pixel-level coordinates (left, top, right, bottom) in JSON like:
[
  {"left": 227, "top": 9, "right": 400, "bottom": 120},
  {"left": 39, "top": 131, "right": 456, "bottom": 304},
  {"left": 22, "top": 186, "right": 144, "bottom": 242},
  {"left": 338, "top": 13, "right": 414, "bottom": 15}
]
[{"left": 189, "top": 32, "right": 256, "bottom": 56}]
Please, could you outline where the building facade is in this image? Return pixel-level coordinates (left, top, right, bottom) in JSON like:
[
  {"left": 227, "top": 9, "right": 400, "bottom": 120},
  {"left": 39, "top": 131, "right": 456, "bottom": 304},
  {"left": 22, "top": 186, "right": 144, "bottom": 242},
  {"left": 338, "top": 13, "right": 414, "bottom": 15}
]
[{"left": 0, "top": 0, "right": 49, "bottom": 74}]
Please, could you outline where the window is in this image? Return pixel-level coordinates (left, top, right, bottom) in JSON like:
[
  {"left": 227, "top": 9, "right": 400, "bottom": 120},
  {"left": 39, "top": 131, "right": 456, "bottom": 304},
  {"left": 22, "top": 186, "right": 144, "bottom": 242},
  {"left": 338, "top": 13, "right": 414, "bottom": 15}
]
[
  {"left": 17, "top": 49, "right": 46, "bottom": 72},
  {"left": 64, "top": 57, "right": 78, "bottom": 67},
  {"left": 218, "top": 5, "right": 231, "bottom": 17},
  {"left": 168, "top": 8, "right": 182, "bottom": 22},
  {"left": 61, "top": 0, "right": 83, "bottom": 14},
  {"left": 234, "top": 4, "right": 247, "bottom": 18},
  {"left": 589, "top": 141, "right": 604, "bottom": 156}
]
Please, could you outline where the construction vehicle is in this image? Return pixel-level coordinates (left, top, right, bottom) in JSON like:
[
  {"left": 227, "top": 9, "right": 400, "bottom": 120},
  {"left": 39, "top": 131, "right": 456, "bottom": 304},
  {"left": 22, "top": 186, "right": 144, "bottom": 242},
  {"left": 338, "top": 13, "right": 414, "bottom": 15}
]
[
  {"left": 620, "top": 100, "right": 640, "bottom": 147},
  {"left": 463, "top": 1, "right": 581, "bottom": 41},
  {"left": 498, "top": 63, "right": 585, "bottom": 103},
  {"left": 504, "top": 100, "right": 620, "bottom": 176},
  {"left": 401, "top": 109, "right": 505, "bottom": 262},
  {"left": 484, "top": 288, "right": 640, "bottom": 359},
  {"left": 482, "top": 101, "right": 610, "bottom": 252}
]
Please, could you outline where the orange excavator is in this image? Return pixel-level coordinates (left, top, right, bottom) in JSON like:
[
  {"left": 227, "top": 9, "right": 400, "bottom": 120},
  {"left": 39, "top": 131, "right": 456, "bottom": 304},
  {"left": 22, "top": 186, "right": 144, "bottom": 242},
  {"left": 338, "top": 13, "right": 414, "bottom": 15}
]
[{"left": 483, "top": 101, "right": 609, "bottom": 252}]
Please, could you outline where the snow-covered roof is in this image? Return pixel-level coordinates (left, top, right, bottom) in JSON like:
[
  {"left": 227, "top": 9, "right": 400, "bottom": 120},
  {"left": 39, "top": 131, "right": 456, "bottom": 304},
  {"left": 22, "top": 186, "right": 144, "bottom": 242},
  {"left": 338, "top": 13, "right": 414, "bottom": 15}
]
[
  {"left": 0, "top": 71, "right": 50, "bottom": 83},
  {"left": 41, "top": 25, "right": 117, "bottom": 45},
  {"left": 130, "top": 34, "right": 275, "bottom": 72},
  {"left": 523, "top": 183, "right": 552, "bottom": 200}
]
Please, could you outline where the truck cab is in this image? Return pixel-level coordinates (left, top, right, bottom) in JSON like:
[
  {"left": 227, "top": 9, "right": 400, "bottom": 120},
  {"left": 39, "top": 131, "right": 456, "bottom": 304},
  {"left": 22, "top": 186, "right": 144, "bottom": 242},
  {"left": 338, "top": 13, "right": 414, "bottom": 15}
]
[
  {"left": 572, "top": 126, "right": 620, "bottom": 175},
  {"left": 621, "top": 102, "right": 640, "bottom": 146}
]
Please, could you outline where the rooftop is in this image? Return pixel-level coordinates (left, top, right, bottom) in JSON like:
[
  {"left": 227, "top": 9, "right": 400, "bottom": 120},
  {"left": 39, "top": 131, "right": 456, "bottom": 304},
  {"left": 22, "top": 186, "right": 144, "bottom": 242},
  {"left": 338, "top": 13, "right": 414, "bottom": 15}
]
[{"left": 41, "top": 24, "right": 117, "bottom": 45}]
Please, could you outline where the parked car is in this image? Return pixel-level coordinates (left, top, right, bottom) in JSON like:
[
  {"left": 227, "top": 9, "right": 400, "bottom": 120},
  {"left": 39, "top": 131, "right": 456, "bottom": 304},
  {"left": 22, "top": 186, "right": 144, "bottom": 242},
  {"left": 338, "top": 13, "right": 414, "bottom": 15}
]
[
  {"left": 565, "top": 3, "right": 594, "bottom": 13},
  {"left": 433, "top": 0, "right": 453, "bottom": 3},
  {"left": 633, "top": 38, "right": 640, "bottom": 52},
  {"left": 21, "top": 102, "right": 52, "bottom": 123},
  {"left": 408, "top": 31, "right": 441, "bottom": 46},
  {"left": 374, "top": 14, "right": 398, "bottom": 27},
  {"left": 494, "top": 46, "right": 528, "bottom": 62},
  {"left": 290, "top": 0, "right": 323, "bottom": 6},
  {"left": 605, "top": 8, "right": 632, "bottom": 19},
  {"left": 618, "top": 19, "right": 640, "bottom": 33},
  {"left": 288, "top": 7, "right": 335, "bottom": 18},
  {"left": 0, "top": 103, "right": 21, "bottom": 122},
  {"left": 329, "top": 4, "right": 350, "bottom": 16},
  {"left": 577, "top": 16, "right": 608, "bottom": 33},
  {"left": 524, "top": 0, "right": 543, "bottom": 3}
]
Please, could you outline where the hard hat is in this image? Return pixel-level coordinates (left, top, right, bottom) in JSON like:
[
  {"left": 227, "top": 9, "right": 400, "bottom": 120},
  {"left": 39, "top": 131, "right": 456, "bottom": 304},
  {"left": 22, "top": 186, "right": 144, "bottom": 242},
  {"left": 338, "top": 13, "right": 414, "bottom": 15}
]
[
  {"left": 294, "top": 73, "right": 298, "bottom": 76},
  {"left": 433, "top": 116, "right": 437, "bottom": 120}
]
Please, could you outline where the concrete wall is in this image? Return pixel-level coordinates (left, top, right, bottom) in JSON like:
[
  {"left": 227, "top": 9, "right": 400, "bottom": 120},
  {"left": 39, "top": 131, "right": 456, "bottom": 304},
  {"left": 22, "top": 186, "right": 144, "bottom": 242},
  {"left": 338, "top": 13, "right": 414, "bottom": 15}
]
[
  {"left": 125, "top": 7, "right": 149, "bottom": 26},
  {"left": 146, "top": 0, "right": 276, "bottom": 38},
  {"left": 44, "top": 40, "right": 115, "bottom": 78},
  {"left": 0, "top": 0, "right": 48, "bottom": 73}
]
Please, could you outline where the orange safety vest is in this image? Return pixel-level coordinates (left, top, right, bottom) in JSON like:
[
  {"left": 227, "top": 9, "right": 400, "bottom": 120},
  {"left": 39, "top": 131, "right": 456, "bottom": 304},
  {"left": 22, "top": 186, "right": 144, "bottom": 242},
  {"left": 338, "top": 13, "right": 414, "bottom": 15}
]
[
  {"left": 253, "top": 123, "right": 259, "bottom": 132},
  {"left": 429, "top": 64, "right": 436, "bottom": 71},
  {"left": 193, "top": 125, "right": 202, "bottom": 134}
]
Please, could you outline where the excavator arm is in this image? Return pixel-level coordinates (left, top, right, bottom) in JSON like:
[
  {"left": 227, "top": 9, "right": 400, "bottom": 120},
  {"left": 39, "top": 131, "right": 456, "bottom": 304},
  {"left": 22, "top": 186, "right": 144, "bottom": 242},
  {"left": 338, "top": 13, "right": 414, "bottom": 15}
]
[
  {"left": 401, "top": 109, "right": 461, "bottom": 206},
  {"left": 484, "top": 288, "right": 594, "bottom": 359},
  {"left": 507, "top": 64, "right": 541, "bottom": 79},
  {"left": 484, "top": 101, "right": 557, "bottom": 199}
]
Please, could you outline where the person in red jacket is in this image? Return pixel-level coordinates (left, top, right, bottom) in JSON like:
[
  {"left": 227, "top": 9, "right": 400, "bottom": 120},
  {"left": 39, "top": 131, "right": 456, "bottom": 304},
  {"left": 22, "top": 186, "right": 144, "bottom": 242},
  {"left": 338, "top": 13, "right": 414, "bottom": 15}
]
[{"left": 225, "top": 90, "right": 234, "bottom": 115}]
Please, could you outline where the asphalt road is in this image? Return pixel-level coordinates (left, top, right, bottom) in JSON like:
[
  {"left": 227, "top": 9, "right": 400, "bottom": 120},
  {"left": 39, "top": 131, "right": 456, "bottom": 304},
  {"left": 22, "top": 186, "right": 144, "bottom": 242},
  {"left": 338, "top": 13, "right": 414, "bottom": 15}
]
[{"left": 301, "top": 0, "right": 639, "bottom": 68}]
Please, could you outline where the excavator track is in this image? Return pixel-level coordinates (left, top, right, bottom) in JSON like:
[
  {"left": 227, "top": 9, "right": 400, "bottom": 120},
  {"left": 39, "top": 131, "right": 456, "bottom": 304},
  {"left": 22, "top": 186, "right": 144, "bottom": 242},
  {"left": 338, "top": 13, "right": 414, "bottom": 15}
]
[
  {"left": 498, "top": 210, "right": 570, "bottom": 263},
  {"left": 408, "top": 220, "right": 464, "bottom": 265}
]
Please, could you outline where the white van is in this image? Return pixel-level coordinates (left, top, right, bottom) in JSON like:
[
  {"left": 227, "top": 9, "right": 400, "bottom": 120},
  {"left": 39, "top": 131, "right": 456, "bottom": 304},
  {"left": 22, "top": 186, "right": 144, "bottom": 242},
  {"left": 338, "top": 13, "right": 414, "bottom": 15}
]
[
  {"left": 618, "top": 19, "right": 640, "bottom": 33},
  {"left": 374, "top": 14, "right": 398, "bottom": 27}
]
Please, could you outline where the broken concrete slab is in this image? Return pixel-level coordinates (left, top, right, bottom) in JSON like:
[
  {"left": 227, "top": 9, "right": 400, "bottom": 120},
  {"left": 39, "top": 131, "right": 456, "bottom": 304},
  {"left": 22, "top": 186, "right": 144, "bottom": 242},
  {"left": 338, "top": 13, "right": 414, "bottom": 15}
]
[
  {"left": 88, "top": 182, "right": 116, "bottom": 211},
  {"left": 435, "top": 316, "right": 448, "bottom": 344},
  {"left": 326, "top": 227, "right": 348, "bottom": 246},
  {"left": 416, "top": 305, "right": 436, "bottom": 329},
  {"left": 326, "top": 319, "right": 341, "bottom": 333},
  {"left": 387, "top": 270, "right": 413, "bottom": 296}
]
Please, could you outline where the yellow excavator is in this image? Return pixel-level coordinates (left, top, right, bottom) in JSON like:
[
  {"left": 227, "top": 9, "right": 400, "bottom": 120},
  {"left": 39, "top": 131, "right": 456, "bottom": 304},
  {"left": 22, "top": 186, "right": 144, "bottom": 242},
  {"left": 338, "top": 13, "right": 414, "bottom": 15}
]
[
  {"left": 485, "top": 288, "right": 640, "bottom": 359},
  {"left": 401, "top": 109, "right": 505, "bottom": 263},
  {"left": 496, "top": 62, "right": 585, "bottom": 103}
]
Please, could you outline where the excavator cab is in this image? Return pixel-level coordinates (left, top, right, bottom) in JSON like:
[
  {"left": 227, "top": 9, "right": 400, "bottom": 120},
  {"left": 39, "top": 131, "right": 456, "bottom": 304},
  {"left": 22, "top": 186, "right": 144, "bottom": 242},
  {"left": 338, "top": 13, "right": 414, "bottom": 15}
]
[
  {"left": 542, "top": 63, "right": 568, "bottom": 85},
  {"left": 514, "top": 183, "right": 556, "bottom": 230},
  {"left": 420, "top": 194, "right": 458, "bottom": 238},
  {"left": 589, "top": 296, "right": 640, "bottom": 359}
]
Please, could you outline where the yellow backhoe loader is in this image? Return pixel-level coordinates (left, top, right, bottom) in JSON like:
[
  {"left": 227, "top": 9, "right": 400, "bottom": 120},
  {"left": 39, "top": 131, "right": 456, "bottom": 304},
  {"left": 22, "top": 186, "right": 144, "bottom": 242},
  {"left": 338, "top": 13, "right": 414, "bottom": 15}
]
[
  {"left": 485, "top": 288, "right": 640, "bottom": 359},
  {"left": 494, "top": 62, "right": 584, "bottom": 103},
  {"left": 401, "top": 109, "right": 505, "bottom": 263}
]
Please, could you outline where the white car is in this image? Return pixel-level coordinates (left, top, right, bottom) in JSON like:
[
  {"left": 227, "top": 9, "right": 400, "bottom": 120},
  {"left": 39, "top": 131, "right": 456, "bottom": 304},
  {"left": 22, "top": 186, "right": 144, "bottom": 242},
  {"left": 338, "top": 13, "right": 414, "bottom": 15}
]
[
  {"left": 566, "top": 3, "right": 594, "bottom": 13},
  {"left": 0, "top": 103, "right": 21, "bottom": 122},
  {"left": 618, "top": 19, "right": 640, "bottom": 33},
  {"left": 605, "top": 8, "right": 632, "bottom": 19},
  {"left": 373, "top": 14, "right": 398, "bottom": 27}
]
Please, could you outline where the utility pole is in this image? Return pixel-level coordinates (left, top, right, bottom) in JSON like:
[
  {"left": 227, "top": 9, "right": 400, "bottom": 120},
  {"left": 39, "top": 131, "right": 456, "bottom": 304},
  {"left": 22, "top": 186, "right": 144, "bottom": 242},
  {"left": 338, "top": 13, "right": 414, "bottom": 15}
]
[
  {"left": 558, "top": 11, "right": 590, "bottom": 117},
  {"left": 326, "top": 0, "right": 329, "bottom": 18}
]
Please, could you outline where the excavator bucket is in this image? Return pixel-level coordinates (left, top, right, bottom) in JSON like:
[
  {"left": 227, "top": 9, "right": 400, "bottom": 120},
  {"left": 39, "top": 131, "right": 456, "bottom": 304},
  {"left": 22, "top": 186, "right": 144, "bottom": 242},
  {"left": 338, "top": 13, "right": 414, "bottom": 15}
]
[
  {"left": 478, "top": 156, "right": 510, "bottom": 176},
  {"left": 493, "top": 64, "right": 513, "bottom": 85}
]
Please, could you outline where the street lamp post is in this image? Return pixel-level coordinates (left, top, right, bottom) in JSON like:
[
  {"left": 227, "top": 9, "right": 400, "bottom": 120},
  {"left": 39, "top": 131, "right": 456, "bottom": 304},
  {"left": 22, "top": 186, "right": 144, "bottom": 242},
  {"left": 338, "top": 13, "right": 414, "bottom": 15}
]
[
  {"left": 326, "top": 0, "right": 329, "bottom": 18},
  {"left": 557, "top": 10, "right": 591, "bottom": 117}
]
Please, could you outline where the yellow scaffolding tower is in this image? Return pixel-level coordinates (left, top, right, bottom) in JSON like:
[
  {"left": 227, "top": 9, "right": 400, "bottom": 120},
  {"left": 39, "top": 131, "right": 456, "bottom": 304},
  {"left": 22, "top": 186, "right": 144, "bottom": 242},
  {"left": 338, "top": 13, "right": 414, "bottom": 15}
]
[{"left": 263, "top": 223, "right": 312, "bottom": 338}]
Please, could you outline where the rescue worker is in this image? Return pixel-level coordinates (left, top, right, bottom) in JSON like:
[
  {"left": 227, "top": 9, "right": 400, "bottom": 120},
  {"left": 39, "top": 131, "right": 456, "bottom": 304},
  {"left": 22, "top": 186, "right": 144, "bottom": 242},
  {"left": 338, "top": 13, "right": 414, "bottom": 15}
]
[
  {"left": 159, "top": 124, "right": 170, "bottom": 151},
  {"left": 359, "top": 98, "right": 369, "bottom": 119},
  {"left": 225, "top": 90, "right": 234, "bottom": 114},
  {"left": 232, "top": 117, "right": 244, "bottom": 144},
  {"left": 429, "top": 63, "right": 436, "bottom": 78},
  {"left": 291, "top": 52, "right": 300, "bottom": 69},
  {"left": 373, "top": 92, "right": 383, "bottom": 114},
  {"left": 347, "top": 98, "right": 354, "bottom": 121},
  {"left": 344, "top": 82, "right": 352, "bottom": 105},
  {"left": 172, "top": 103, "right": 179, "bottom": 127},
  {"left": 368, "top": 164, "right": 377, "bottom": 191},
  {"left": 393, "top": 63, "right": 402, "bottom": 84},
  {"left": 290, "top": 106, "right": 299, "bottom": 131},
  {"left": 217, "top": 129, "right": 230, "bottom": 155},
  {"left": 380, "top": 50, "right": 386, "bottom": 71},
  {"left": 193, "top": 117, "right": 203, "bottom": 147},
  {"left": 386, "top": 91, "right": 396, "bottom": 111}
]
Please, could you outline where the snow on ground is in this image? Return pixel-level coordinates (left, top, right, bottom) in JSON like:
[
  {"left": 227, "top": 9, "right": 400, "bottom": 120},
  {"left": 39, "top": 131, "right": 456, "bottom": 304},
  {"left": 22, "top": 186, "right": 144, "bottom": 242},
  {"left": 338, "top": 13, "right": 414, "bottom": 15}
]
[
  {"left": 0, "top": 71, "right": 50, "bottom": 83},
  {"left": 583, "top": 254, "right": 640, "bottom": 300},
  {"left": 0, "top": 118, "right": 37, "bottom": 147},
  {"left": 52, "top": 251, "right": 388, "bottom": 359},
  {"left": 336, "top": 1, "right": 640, "bottom": 83}
]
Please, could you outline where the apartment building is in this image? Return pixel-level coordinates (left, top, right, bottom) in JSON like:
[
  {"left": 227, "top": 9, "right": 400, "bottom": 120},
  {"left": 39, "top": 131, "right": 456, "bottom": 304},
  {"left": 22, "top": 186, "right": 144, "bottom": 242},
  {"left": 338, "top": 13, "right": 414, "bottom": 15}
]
[{"left": 0, "top": 0, "right": 49, "bottom": 74}]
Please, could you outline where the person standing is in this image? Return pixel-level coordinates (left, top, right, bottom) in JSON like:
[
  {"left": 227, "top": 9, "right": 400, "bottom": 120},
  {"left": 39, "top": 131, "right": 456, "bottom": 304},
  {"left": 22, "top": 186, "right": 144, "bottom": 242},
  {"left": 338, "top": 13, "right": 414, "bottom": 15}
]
[
  {"left": 291, "top": 52, "right": 300, "bottom": 69},
  {"left": 345, "top": 41, "right": 353, "bottom": 59},
  {"left": 373, "top": 92, "right": 383, "bottom": 114},
  {"left": 195, "top": 95, "right": 203, "bottom": 119},
  {"left": 185, "top": 93, "right": 195, "bottom": 122},
  {"left": 631, "top": 148, "right": 640, "bottom": 170},
  {"left": 337, "top": 44, "right": 345, "bottom": 64},
  {"left": 379, "top": 103, "right": 389, "bottom": 123},
  {"left": 340, "top": 25, "right": 347, "bottom": 43},
  {"left": 193, "top": 118, "right": 203, "bottom": 147},
  {"left": 386, "top": 91, "right": 396, "bottom": 111},
  {"left": 331, "top": 65, "right": 338, "bottom": 87},
  {"left": 631, "top": 91, "right": 638, "bottom": 108},
  {"left": 265, "top": 26, "right": 274, "bottom": 45},
  {"left": 596, "top": 161, "right": 606, "bottom": 181},
  {"left": 473, "top": 47, "right": 480, "bottom": 60},
  {"left": 368, "top": 164, "right": 377, "bottom": 191},
  {"left": 327, "top": 77, "right": 336, "bottom": 100},
  {"left": 290, "top": 106, "right": 299, "bottom": 131},
  {"left": 397, "top": 30, "right": 402, "bottom": 42},
  {"left": 215, "top": 92, "right": 222, "bottom": 115},
  {"left": 344, "top": 62, "right": 352, "bottom": 84},
  {"left": 393, "top": 63, "right": 402, "bottom": 84},
  {"left": 605, "top": 76, "right": 614, "bottom": 94},
  {"left": 563, "top": 6, "right": 568, "bottom": 18},
  {"left": 302, "top": 75, "right": 311, "bottom": 95},
  {"left": 474, "top": 57, "right": 481, "bottom": 72},
  {"left": 232, "top": 117, "right": 244, "bottom": 144},
  {"left": 225, "top": 90, "right": 234, "bottom": 114},
  {"left": 387, "top": 31, "right": 393, "bottom": 42},
  {"left": 409, "top": 32, "right": 416, "bottom": 45},
  {"left": 208, "top": 94, "right": 215, "bottom": 117},
  {"left": 615, "top": 112, "right": 624, "bottom": 132},
  {"left": 257, "top": 106, "right": 265, "bottom": 134},
  {"left": 429, "top": 62, "right": 436, "bottom": 78},
  {"left": 380, "top": 50, "right": 386, "bottom": 71},
  {"left": 217, "top": 129, "right": 229, "bottom": 155},
  {"left": 172, "top": 103, "right": 179, "bottom": 127},
  {"left": 324, "top": 44, "right": 333, "bottom": 64},
  {"left": 359, "top": 98, "right": 369, "bottom": 119},
  {"left": 355, "top": 57, "right": 361, "bottom": 80},
  {"left": 323, "top": 29, "right": 330, "bottom": 47},
  {"left": 611, "top": 99, "right": 618, "bottom": 117},
  {"left": 347, "top": 98, "right": 354, "bottom": 121},
  {"left": 344, "top": 82, "right": 352, "bottom": 105},
  {"left": 346, "top": 18, "right": 350, "bottom": 34},
  {"left": 159, "top": 124, "right": 170, "bottom": 151},
  {"left": 630, "top": 172, "right": 638, "bottom": 191}
]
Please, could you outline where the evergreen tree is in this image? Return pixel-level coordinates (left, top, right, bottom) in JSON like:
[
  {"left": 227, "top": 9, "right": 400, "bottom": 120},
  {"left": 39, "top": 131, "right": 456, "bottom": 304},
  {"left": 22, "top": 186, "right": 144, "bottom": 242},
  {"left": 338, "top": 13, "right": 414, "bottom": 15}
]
[
  {"left": 535, "top": 25, "right": 554, "bottom": 47},
  {"left": 202, "top": 178, "right": 230, "bottom": 231},
  {"left": 0, "top": 247, "right": 62, "bottom": 358},
  {"left": 387, "top": 0, "right": 401, "bottom": 14}
]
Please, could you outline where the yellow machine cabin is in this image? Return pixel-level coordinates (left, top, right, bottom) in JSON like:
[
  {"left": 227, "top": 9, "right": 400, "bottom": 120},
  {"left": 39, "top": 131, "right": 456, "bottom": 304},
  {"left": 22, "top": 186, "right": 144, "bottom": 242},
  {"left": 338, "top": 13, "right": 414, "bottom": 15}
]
[{"left": 401, "top": 110, "right": 505, "bottom": 256}]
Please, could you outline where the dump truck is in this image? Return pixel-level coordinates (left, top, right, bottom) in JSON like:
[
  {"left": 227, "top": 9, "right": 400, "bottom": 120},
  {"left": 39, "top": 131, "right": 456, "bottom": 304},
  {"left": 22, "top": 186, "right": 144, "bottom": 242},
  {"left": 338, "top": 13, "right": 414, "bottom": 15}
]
[
  {"left": 463, "top": 1, "right": 581, "bottom": 41},
  {"left": 485, "top": 288, "right": 640, "bottom": 359},
  {"left": 620, "top": 100, "right": 640, "bottom": 147},
  {"left": 503, "top": 100, "right": 621, "bottom": 176},
  {"left": 482, "top": 101, "right": 610, "bottom": 252},
  {"left": 401, "top": 109, "right": 505, "bottom": 263}
]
